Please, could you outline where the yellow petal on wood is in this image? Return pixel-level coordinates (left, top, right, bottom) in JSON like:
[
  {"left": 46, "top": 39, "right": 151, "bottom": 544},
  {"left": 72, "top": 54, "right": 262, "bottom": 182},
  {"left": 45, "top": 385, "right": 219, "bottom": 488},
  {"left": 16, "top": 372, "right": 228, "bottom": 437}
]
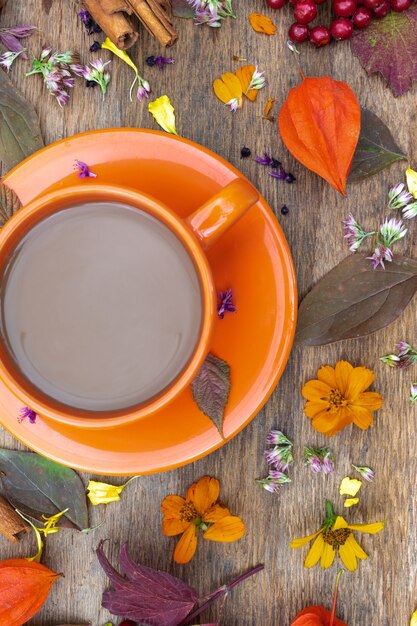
[
  {"left": 87, "top": 476, "right": 138, "bottom": 505},
  {"left": 236, "top": 65, "right": 258, "bottom": 101},
  {"left": 344, "top": 497, "right": 360, "bottom": 508},
  {"left": 406, "top": 167, "right": 417, "bottom": 199},
  {"left": 102, "top": 37, "right": 138, "bottom": 74},
  {"left": 148, "top": 95, "right": 178, "bottom": 135},
  {"left": 340, "top": 477, "right": 362, "bottom": 497},
  {"left": 410, "top": 609, "right": 417, "bottom": 626}
]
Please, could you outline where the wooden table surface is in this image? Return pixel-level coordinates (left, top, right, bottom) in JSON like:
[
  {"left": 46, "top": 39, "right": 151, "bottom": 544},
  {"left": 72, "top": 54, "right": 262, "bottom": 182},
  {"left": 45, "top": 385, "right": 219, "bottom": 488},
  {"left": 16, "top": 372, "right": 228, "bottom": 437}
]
[{"left": 1, "top": 1, "right": 416, "bottom": 624}]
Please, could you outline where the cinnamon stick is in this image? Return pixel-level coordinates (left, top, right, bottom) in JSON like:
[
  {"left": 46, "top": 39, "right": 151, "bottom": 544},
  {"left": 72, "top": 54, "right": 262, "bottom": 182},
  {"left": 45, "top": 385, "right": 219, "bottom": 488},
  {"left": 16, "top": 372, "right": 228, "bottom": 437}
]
[
  {"left": 82, "top": 0, "right": 139, "bottom": 50},
  {"left": 0, "top": 495, "right": 29, "bottom": 543},
  {"left": 126, "top": 0, "right": 178, "bottom": 47}
]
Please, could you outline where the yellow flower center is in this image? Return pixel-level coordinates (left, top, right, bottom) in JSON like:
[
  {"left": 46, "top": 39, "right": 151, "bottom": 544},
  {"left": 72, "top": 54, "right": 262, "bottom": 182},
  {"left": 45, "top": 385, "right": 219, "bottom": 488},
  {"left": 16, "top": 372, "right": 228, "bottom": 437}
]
[
  {"left": 323, "top": 528, "right": 351, "bottom": 549},
  {"left": 180, "top": 502, "right": 199, "bottom": 522},
  {"left": 328, "top": 389, "right": 348, "bottom": 411}
]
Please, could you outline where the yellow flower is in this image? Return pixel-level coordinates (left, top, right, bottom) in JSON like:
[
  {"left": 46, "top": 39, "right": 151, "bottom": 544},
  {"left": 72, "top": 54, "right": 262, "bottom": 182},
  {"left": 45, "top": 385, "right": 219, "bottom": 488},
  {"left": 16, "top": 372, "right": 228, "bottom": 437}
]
[
  {"left": 148, "top": 95, "right": 178, "bottom": 135},
  {"left": 302, "top": 360, "right": 383, "bottom": 437},
  {"left": 213, "top": 72, "right": 243, "bottom": 112},
  {"left": 344, "top": 498, "right": 359, "bottom": 508},
  {"left": 87, "top": 476, "right": 138, "bottom": 505},
  {"left": 406, "top": 167, "right": 417, "bottom": 199},
  {"left": 102, "top": 37, "right": 150, "bottom": 101},
  {"left": 161, "top": 475, "right": 245, "bottom": 564},
  {"left": 17, "top": 508, "right": 68, "bottom": 562},
  {"left": 290, "top": 501, "right": 385, "bottom": 571},
  {"left": 339, "top": 477, "right": 362, "bottom": 497}
]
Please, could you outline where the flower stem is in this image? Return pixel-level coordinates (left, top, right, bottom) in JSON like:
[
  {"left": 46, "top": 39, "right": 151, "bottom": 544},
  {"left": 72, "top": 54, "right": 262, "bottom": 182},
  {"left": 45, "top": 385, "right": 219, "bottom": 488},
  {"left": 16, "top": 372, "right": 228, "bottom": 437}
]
[
  {"left": 179, "top": 564, "right": 264, "bottom": 625},
  {"left": 329, "top": 569, "right": 344, "bottom": 626}
]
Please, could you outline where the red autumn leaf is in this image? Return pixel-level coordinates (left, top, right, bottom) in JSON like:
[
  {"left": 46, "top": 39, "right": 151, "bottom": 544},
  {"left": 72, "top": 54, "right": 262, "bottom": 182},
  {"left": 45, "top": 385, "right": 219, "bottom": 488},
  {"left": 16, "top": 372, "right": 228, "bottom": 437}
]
[
  {"left": 291, "top": 606, "right": 347, "bottom": 626},
  {"left": 0, "top": 558, "right": 61, "bottom": 626},
  {"left": 278, "top": 76, "right": 360, "bottom": 195},
  {"left": 97, "top": 542, "right": 198, "bottom": 626},
  {"left": 351, "top": 6, "right": 417, "bottom": 97}
]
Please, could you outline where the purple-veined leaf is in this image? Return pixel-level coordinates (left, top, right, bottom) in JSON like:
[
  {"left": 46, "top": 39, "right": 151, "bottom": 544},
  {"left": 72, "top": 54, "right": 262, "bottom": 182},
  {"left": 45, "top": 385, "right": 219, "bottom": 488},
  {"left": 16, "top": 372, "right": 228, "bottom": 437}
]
[
  {"left": 97, "top": 542, "right": 198, "bottom": 626},
  {"left": 295, "top": 254, "right": 417, "bottom": 346},
  {"left": 348, "top": 108, "right": 407, "bottom": 182},
  {"left": 172, "top": 0, "right": 195, "bottom": 18},
  {"left": 191, "top": 353, "right": 231, "bottom": 437},
  {"left": 351, "top": 7, "right": 417, "bottom": 97}
]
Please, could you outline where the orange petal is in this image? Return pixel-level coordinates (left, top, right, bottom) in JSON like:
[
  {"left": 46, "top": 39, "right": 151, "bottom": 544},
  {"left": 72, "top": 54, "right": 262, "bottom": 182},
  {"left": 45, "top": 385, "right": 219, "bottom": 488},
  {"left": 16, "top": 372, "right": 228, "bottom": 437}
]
[
  {"left": 163, "top": 518, "right": 190, "bottom": 537},
  {"left": 236, "top": 65, "right": 258, "bottom": 101},
  {"left": 161, "top": 494, "right": 186, "bottom": 519},
  {"left": 334, "top": 361, "right": 353, "bottom": 396},
  {"left": 346, "top": 366, "right": 375, "bottom": 400},
  {"left": 213, "top": 73, "right": 242, "bottom": 105},
  {"left": 311, "top": 406, "right": 353, "bottom": 436},
  {"left": 202, "top": 503, "right": 231, "bottom": 523},
  {"left": 317, "top": 365, "right": 337, "bottom": 388},
  {"left": 301, "top": 380, "right": 332, "bottom": 401},
  {"left": 203, "top": 516, "right": 245, "bottom": 542},
  {"left": 190, "top": 476, "right": 220, "bottom": 516},
  {"left": 304, "top": 400, "right": 329, "bottom": 419},
  {"left": 355, "top": 391, "right": 383, "bottom": 410},
  {"left": 350, "top": 405, "right": 374, "bottom": 430},
  {"left": 249, "top": 13, "right": 276, "bottom": 35},
  {"left": 174, "top": 524, "right": 197, "bottom": 564}
]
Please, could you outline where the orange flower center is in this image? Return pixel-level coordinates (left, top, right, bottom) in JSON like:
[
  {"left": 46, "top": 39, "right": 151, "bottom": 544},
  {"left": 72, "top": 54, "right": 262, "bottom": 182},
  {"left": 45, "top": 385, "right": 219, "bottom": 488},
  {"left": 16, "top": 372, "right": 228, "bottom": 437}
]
[
  {"left": 327, "top": 389, "right": 348, "bottom": 411},
  {"left": 322, "top": 528, "right": 351, "bottom": 549},
  {"left": 179, "top": 502, "right": 199, "bottom": 522}
]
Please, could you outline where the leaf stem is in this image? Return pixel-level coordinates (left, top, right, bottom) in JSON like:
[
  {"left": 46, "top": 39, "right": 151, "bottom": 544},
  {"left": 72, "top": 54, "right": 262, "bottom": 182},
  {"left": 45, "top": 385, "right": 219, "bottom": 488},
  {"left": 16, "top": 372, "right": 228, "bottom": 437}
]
[
  {"left": 329, "top": 569, "right": 344, "bottom": 626},
  {"left": 179, "top": 564, "right": 264, "bottom": 625}
]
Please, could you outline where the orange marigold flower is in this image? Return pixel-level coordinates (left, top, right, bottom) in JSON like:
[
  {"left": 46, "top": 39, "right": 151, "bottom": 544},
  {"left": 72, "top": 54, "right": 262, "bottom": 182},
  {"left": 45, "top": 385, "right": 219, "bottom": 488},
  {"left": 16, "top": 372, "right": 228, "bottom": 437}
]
[
  {"left": 248, "top": 13, "right": 276, "bottom": 35},
  {"left": 302, "top": 360, "right": 382, "bottom": 437},
  {"left": 161, "top": 475, "right": 245, "bottom": 564}
]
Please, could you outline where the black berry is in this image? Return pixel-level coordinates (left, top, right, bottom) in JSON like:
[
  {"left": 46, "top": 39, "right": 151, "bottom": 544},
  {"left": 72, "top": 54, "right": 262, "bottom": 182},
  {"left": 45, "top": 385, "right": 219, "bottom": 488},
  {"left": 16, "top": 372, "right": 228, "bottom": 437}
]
[
  {"left": 241, "top": 147, "right": 251, "bottom": 158},
  {"left": 271, "top": 158, "right": 282, "bottom": 169},
  {"left": 89, "top": 41, "right": 101, "bottom": 52},
  {"left": 86, "top": 80, "right": 97, "bottom": 88},
  {"left": 285, "top": 173, "right": 296, "bottom": 183},
  {"left": 281, "top": 205, "right": 290, "bottom": 215},
  {"left": 146, "top": 56, "right": 157, "bottom": 67}
]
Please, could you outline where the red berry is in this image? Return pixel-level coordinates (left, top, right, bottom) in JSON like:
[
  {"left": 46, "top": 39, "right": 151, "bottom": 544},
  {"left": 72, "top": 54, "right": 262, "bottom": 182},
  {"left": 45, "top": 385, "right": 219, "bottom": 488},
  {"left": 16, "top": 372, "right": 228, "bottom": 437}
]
[
  {"left": 390, "top": 0, "right": 410, "bottom": 10},
  {"left": 352, "top": 5, "right": 372, "bottom": 25},
  {"left": 372, "top": 0, "right": 390, "bottom": 16},
  {"left": 267, "top": 0, "right": 287, "bottom": 8},
  {"left": 330, "top": 17, "right": 354, "bottom": 38},
  {"left": 364, "top": 0, "right": 380, "bottom": 8},
  {"left": 294, "top": 0, "right": 318, "bottom": 23},
  {"left": 352, "top": 6, "right": 372, "bottom": 26},
  {"left": 333, "top": 0, "right": 357, "bottom": 15},
  {"left": 309, "top": 25, "right": 332, "bottom": 46},
  {"left": 288, "top": 22, "right": 309, "bottom": 42}
]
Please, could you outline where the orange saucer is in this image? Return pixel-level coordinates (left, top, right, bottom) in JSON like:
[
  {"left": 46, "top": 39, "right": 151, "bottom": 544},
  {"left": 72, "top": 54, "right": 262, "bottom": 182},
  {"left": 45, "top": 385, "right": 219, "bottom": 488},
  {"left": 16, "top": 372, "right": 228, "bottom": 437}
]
[{"left": 0, "top": 129, "right": 297, "bottom": 475}]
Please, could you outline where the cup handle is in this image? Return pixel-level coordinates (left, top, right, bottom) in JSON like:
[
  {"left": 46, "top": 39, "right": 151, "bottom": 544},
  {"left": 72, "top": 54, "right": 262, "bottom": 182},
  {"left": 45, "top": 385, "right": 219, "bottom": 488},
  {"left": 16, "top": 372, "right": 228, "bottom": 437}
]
[{"left": 185, "top": 179, "right": 259, "bottom": 249}]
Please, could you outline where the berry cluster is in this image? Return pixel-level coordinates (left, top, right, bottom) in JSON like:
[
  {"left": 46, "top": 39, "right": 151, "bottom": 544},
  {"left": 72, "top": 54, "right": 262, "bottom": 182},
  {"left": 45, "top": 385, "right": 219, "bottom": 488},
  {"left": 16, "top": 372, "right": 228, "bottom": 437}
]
[{"left": 266, "top": 0, "right": 412, "bottom": 46}]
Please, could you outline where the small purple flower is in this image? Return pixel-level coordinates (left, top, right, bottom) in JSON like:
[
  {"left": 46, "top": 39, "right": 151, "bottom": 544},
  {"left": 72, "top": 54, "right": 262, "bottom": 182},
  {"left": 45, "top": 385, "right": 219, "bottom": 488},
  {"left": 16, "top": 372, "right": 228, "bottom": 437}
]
[
  {"left": 226, "top": 97, "right": 239, "bottom": 113},
  {"left": 402, "top": 201, "right": 417, "bottom": 220},
  {"left": 217, "top": 288, "right": 236, "bottom": 319},
  {"left": 78, "top": 10, "right": 102, "bottom": 35},
  {"left": 18, "top": 406, "right": 37, "bottom": 424},
  {"left": 268, "top": 469, "right": 291, "bottom": 482},
  {"left": 304, "top": 446, "right": 334, "bottom": 474},
  {"left": 146, "top": 55, "right": 175, "bottom": 70},
  {"left": 255, "top": 152, "right": 274, "bottom": 166},
  {"left": 322, "top": 455, "right": 334, "bottom": 475},
  {"left": 74, "top": 160, "right": 97, "bottom": 178},
  {"left": 387, "top": 182, "right": 413, "bottom": 210},
  {"left": 309, "top": 457, "right": 322, "bottom": 473},
  {"left": 258, "top": 479, "right": 281, "bottom": 493},
  {"left": 380, "top": 342, "right": 417, "bottom": 369},
  {"left": 256, "top": 472, "right": 292, "bottom": 492},
  {"left": 265, "top": 429, "right": 292, "bottom": 446},
  {"left": 367, "top": 245, "right": 392, "bottom": 270},
  {"left": 342, "top": 213, "right": 375, "bottom": 252},
  {"left": 0, "top": 25, "right": 36, "bottom": 56},
  {"left": 352, "top": 464, "right": 374, "bottom": 482},
  {"left": 268, "top": 164, "right": 296, "bottom": 184},
  {"left": 137, "top": 79, "right": 151, "bottom": 102},
  {"left": 0, "top": 48, "right": 25, "bottom": 72},
  {"left": 264, "top": 445, "right": 293, "bottom": 472},
  {"left": 410, "top": 382, "right": 417, "bottom": 406}
]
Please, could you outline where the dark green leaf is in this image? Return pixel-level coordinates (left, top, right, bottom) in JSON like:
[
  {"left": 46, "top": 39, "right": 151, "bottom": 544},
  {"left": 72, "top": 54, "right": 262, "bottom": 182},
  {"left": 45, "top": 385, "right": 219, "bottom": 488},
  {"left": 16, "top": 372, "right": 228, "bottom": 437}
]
[
  {"left": 0, "top": 449, "right": 88, "bottom": 530},
  {"left": 0, "top": 71, "right": 44, "bottom": 173},
  {"left": 348, "top": 108, "right": 407, "bottom": 183},
  {"left": 0, "top": 181, "right": 21, "bottom": 226},
  {"left": 172, "top": 0, "right": 195, "bottom": 18},
  {"left": 191, "top": 353, "right": 231, "bottom": 437},
  {"left": 295, "top": 254, "right": 417, "bottom": 346}
]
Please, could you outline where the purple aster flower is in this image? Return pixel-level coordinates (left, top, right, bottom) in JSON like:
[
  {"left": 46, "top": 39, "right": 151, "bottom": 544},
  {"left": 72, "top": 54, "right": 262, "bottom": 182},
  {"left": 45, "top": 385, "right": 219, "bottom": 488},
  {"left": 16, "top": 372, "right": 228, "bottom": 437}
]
[
  {"left": 265, "top": 429, "right": 292, "bottom": 446},
  {"left": 18, "top": 406, "right": 37, "bottom": 424},
  {"left": 217, "top": 288, "right": 236, "bottom": 319},
  {"left": 410, "top": 382, "right": 417, "bottom": 406},
  {"left": 78, "top": 10, "right": 102, "bottom": 35},
  {"left": 387, "top": 182, "right": 413, "bottom": 210},
  {"left": 352, "top": 464, "right": 374, "bottom": 482},
  {"left": 146, "top": 55, "right": 175, "bottom": 70},
  {"left": 74, "top": 160, "right": 97, "bottom": 178}
]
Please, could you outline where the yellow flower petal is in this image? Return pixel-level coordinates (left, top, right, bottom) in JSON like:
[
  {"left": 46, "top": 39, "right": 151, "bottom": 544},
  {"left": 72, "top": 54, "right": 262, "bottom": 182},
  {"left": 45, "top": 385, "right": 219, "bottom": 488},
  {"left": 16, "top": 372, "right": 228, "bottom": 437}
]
[
  {"left": 320, "top": 541, "right": 336, "bottom": 568},
  {"left": 148, "top": 95, "right": 178, "bottom": 135},
  {"left": 203, "top": 515, "right": 245, "bottom": 542},
  {"left": 347, "top": 521, "right": 385, "bottom": 534},
  {"left": 304, "top": 533, "right": 325, "bottom": 568},
  {"left": 87, "top": 476, "right": 138, "bottom": 505},
  {"left": 339, "top": 537, "right": 359, "bottom": 571},
  {"left": 102, "top": 37, "right": 138, "bottom": 74},
  {"left": 410, "top": 609, "right": 417, "bottom": 626},
  {"left": 290, "top": 529, "right": 322, "bottom": 548},
  {"left": 174, "top": 523, "right": 197, "bottom": 564},
  {"left": 236, "top": 65, "right": 257, "bottom": 101},
  {"left": 406, "top": 167, "right": 417, "bottom": 199},
  {"left": 332, "top": 516, "right": 349, "bottom": 530},
  {"left": 344, "top": 497, "right": 360, "bottom": 508},
  {"left": 339, "top": 477, "right": 362, "bottom": 497}
]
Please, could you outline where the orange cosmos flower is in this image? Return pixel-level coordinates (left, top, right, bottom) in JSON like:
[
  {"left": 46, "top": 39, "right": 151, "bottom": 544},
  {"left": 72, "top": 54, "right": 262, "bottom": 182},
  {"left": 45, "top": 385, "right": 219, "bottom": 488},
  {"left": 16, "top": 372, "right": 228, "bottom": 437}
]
[
  {"left": 302, "top": 360, "right": 382, "bottom": 437},
  {"left": 161, "top": 476, "right": 245, "bottom": 564}
]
